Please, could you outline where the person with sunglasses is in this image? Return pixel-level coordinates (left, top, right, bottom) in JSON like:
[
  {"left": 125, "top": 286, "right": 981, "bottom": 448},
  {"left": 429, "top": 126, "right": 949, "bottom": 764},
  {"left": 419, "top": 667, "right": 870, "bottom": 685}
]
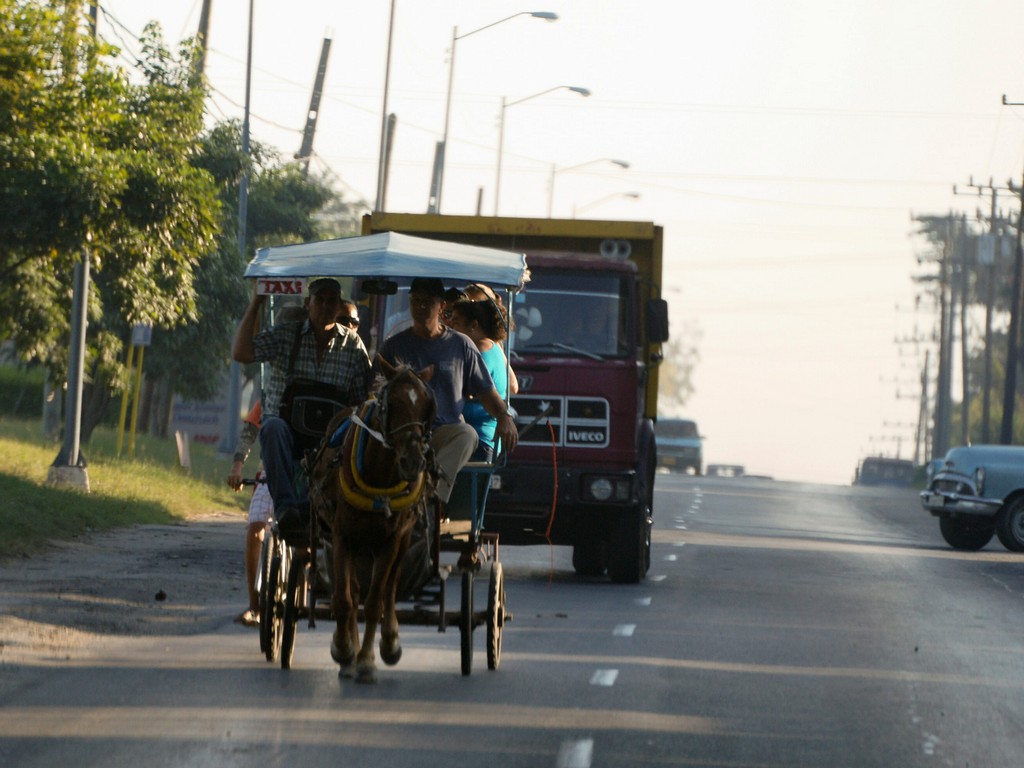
[{"left": 337, "top": 299, "right": 360, "bottom": 329}]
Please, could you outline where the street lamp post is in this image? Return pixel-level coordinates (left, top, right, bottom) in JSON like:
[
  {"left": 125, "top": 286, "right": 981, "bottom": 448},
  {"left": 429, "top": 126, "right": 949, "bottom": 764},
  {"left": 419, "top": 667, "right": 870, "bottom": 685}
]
[
  {"left": 223, "top": 0, "right": 257, "bottom": 456},
  {"left": 374, "top": 0, "right": 396, "bottom": 212},
  {"left": 547, "top": 158, "right": 629, "bottom": 217},
  {"left": 495, "top": 85, "right": 590, "bottom": 216},
  {"left": 429, "top": 10, "right": 558, "bottom": 214},
  {"left": 573, "top": 191, "right": 641, "bottom": 218}
]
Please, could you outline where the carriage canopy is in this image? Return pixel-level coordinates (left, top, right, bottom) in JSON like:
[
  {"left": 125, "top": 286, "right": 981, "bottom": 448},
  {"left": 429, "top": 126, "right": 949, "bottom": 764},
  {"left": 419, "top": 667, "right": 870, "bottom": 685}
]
[{"left": 244, "top": 231, "right": 529, "bottom": 291}]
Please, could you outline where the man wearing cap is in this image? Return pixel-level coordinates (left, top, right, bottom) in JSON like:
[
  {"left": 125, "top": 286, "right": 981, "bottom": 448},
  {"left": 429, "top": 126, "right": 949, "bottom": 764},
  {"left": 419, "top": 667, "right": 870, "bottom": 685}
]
[
  {"left": 376, "top": 277, "right": 518, "bottom": 506},
  {"left": 233, "top": 278, "right": 371, "bottom": 538}
]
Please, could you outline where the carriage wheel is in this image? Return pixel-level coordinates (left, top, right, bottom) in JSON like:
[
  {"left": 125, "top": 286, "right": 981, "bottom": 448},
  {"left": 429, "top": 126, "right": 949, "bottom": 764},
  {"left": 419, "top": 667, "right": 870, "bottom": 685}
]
[
  {"left": 264, "top": 546, "right": 287, "bottom": 662},
  {"left": 280, "top": 555, "right": 304, "bottom": 669},
  {"left": 257, "top": 534, "right": 273, "bottom": 656},
  {"left": 460, "top": 570, "right": 473, "bottom": 676},
  {"left": 486, "top": 560, "right": 505, "bottom": 671}
]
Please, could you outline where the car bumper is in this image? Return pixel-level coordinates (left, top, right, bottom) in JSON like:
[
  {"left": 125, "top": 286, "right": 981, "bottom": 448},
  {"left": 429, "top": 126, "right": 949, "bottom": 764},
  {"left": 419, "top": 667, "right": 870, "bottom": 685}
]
[{"left": 919, "top": 489, "right": 1002, "bottom": 517}]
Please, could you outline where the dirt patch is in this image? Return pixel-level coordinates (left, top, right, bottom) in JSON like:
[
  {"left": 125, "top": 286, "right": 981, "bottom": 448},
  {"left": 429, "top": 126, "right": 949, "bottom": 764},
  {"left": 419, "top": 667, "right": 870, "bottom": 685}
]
[{"left": 0, "top": 511, "right": 248, "bottom": 662}]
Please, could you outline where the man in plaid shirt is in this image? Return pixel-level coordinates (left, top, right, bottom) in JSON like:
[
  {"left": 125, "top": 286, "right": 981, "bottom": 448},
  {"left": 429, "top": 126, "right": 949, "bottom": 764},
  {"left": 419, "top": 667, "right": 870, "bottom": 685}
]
[{"left": 233, "top": 278, "right": 371, "bottom": 539}]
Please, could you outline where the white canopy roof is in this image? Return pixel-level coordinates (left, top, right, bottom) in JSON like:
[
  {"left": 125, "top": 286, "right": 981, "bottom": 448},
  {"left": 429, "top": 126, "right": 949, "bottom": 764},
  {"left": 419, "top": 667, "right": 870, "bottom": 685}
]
[{"left": 244, "top": 231, "right": 529, "bottom": 290}]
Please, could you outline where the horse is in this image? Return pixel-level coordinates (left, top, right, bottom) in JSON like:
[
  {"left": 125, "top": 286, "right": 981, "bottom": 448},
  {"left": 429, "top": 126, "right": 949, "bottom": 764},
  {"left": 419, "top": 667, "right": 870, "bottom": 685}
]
[{"left": 309, "top": 357, "right": 436, "bottom": 683}]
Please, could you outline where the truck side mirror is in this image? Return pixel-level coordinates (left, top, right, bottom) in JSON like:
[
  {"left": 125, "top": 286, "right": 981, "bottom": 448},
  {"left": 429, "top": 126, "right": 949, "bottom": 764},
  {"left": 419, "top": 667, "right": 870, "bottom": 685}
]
[{"left": 646, "top": 298, "right": 669, "bottom": 343}]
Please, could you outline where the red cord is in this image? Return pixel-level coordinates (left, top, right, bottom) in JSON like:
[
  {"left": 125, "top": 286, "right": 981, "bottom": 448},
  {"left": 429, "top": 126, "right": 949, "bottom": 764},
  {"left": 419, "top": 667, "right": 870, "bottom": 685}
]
[{"left": 543, "top": 421, "right": 558, "bottom": 587}]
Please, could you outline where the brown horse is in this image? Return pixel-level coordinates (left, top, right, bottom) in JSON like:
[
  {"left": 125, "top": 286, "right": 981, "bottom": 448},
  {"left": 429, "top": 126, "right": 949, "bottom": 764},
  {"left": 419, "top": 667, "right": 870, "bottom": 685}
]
[{"left": 316, "top": 358, "right": 436, "bottom": 683}]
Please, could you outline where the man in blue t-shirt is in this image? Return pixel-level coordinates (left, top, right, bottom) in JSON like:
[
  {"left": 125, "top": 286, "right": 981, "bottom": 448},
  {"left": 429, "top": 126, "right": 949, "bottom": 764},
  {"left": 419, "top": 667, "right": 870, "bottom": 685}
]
[{"left": 376, "top": 277, "right": 518, "bottom": 503}]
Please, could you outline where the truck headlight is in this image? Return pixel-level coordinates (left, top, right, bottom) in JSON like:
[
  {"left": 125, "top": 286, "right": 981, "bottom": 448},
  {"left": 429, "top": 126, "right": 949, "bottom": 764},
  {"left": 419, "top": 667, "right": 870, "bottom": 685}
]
[
  {"left": 589, "top": 478, "right": 613, "bottom": 501},
  {"left": 584, "top": 476, "right": 633, "bottom": 502},
  {"left": 973, "top": 467, "right": 986, "bottom": 495}
]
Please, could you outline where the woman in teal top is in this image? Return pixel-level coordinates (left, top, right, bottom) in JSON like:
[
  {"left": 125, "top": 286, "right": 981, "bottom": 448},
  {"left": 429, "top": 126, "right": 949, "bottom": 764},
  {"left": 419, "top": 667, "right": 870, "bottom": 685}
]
[{"left": 446, "top": 297, "right": 514, "bottom": 461}]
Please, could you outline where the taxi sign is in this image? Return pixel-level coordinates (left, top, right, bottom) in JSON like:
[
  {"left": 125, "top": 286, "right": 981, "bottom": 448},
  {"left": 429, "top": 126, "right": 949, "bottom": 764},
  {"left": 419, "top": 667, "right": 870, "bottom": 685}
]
[{"left": 255, "top": 277, "right": 306, "bottom": 296}]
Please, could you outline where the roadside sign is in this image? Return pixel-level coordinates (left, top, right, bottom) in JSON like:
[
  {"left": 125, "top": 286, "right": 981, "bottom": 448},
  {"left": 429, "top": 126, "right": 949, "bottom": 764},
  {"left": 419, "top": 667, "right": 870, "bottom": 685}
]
[{"left": 131, "top": 324, "right": 152, "bottom": 346}]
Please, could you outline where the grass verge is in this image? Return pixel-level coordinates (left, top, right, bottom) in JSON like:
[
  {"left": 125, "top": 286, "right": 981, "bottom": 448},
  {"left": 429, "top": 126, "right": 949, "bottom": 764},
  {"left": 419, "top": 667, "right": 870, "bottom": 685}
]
[{"left": 0, "top": 416, "right": 251, "bottom": 560}]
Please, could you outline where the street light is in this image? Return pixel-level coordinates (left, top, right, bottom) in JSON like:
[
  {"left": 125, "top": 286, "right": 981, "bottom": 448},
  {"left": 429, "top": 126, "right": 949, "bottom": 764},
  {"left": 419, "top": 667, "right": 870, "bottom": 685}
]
[
  {"left": 574, "top": 191, "right": 641, "bottom": 217},
  {"left": 429, "top": 10, "right": 558, "bottom": 213},
  {"left": 548, "top": 158, "right": 629, "bottom": 217},
  {"left": 495, "top": 85, "right": 591, "bottom": 215}
]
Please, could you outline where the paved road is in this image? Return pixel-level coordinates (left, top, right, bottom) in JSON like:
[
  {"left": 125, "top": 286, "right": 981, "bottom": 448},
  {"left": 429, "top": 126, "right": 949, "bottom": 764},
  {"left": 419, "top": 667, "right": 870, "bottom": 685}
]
[{"left": 3, "top": 474, "right": 1024, "bottom": 767}]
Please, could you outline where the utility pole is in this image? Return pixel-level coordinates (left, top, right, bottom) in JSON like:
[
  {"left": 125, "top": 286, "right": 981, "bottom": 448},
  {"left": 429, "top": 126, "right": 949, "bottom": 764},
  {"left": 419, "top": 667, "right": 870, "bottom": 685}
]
[
  {"left": 295, "top": 36, "right": 332, "bottom": 175},
  {"left": 957, "top": 214, "right": 970, "bottom": 444},
  {"left": 1001, "top": 174, "right": 1024, "bottom": 443},
  {"left": 915, "top": 349, "right": 931, "bottom": 465},
  {"left": 933, "top": 215, "right": 954, "bottom": 457},
  {"left": 955, "top": 176, "right": 1013, "bottom": 442},
  {"left": 196, "top": 0, "right": 213, "bottom": 75},
  {"left": 50, "top": 2, "right": 94, "bottom": 490}
]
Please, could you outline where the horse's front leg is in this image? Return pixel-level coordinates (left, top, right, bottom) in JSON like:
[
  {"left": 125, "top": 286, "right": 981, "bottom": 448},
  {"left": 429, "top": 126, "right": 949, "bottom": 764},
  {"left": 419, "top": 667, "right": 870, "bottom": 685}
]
[
  {"left": 355, "top": 553, "right": 385, "bottom": 684},
  {"left": 380, "top": 519, "right": 415, "bottom": 667},
  {"left": 330, "top": 529, "right": 358, "bottom": 677}
]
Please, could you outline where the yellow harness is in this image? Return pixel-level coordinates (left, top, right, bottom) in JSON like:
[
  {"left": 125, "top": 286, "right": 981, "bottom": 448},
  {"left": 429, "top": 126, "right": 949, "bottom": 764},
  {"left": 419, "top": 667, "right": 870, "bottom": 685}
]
[{"left": 338, "top": 401, "right": 426, "bottom": 516}]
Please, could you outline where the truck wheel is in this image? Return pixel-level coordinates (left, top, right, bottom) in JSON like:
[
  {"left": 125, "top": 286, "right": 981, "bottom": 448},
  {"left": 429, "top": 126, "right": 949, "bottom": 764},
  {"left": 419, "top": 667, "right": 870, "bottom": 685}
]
[
  {"left": 572, "top": 537, "right": 607, "bottom": 577},
  {"left": 939, "top": 516, "right": 994, "bottom": 551},
  {"left": 995, "top": 499, "right": 1024, "bottom": 552},
  {"left": 607, "top": 511, "right": 649, "bottom": 584}
]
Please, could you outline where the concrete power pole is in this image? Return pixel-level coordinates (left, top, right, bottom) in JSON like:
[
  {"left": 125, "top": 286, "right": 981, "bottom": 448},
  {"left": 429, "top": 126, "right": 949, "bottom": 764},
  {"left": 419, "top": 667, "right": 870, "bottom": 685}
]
[
  {"left": 295, "top": 37, "right": 332, "bottom": 174},
  {"left": 933, "top": 215, "right": 954, "bottom": 457},
  {"left": 50, "top": 3, "right": 96, "bottom": 490},
  {"left": 955, "top": 177, "right": 1013, "bottom": 442},
  {"left": 196, "top": 0, "right": 213, "bottom": 75},
  {"left": 1001, "top": 174, "right": 1024, "bottom": 444}
]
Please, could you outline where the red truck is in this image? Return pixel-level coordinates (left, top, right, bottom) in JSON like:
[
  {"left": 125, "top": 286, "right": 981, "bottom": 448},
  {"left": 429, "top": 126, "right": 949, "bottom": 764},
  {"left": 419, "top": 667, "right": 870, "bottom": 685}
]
[{"left": 363, "top": 213, "right": 668, "bottom": 583}]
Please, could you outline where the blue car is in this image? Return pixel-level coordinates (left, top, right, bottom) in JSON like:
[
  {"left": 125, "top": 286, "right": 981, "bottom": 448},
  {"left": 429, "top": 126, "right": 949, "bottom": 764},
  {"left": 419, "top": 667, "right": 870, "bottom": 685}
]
[
  {"left": 656, "top": 418, "right": 702, "bottom": 475},
  {"left": 920, "top": 444, "right": 1024, "bottom": 551}
]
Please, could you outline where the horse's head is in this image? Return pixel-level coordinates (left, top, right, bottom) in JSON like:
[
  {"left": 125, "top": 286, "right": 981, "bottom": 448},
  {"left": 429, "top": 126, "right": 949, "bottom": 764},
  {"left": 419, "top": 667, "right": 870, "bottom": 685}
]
[{"left": 377, "top": 357, "right": 436, "bottom": 482}]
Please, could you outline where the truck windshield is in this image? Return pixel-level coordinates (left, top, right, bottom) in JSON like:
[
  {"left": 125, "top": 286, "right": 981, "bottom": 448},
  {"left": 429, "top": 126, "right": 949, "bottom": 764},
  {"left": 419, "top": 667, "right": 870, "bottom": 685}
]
[
  {"left": 510, "top": 273, "right": 630, "bottom": 358},
  {"left": 657, "top": 420, "right": 698, "bottom": 439}
]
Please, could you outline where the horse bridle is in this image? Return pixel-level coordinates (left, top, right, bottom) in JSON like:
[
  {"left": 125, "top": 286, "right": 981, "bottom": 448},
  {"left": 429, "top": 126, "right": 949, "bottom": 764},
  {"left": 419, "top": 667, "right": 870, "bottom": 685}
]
[{"left": 369, "top": 370, "right": 434, "bottom": 450}]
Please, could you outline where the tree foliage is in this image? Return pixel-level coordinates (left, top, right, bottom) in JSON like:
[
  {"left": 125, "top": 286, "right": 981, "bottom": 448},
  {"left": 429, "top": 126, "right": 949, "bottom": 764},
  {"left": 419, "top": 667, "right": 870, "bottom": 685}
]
[
  {"left": 0, "top": 2, "right": 365, "bottom": 441},
  {"left": 658, "top": 323, "right": 701, "bottom": 415},
  {"left": 0, "top": 1, "right": 218, "bottom": 377},
  {"left": 141, "top": 122, "right": 359, "bottom": 406}
]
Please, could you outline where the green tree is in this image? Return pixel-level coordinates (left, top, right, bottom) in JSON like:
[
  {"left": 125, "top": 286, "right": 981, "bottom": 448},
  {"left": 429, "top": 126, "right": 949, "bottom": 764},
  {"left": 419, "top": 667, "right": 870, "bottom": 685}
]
[
  {"left": 0, "top": 2, "right": 219, "bottom": 433},
  {"left": 658, "top": 324, "right": 701, "bottom": 415},
  {"left": 138, "top": 121, "right": 361, "bottom": 437},
  {"left": 2, "top": 2, "right": 365, "bottom": 442}
]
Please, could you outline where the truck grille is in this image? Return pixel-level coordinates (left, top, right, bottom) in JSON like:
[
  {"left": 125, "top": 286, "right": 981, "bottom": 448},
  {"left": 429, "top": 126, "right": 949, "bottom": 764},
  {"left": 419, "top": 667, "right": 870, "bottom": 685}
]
[{"left": 511, "top": 395, "right": 609, "bottom": 448}]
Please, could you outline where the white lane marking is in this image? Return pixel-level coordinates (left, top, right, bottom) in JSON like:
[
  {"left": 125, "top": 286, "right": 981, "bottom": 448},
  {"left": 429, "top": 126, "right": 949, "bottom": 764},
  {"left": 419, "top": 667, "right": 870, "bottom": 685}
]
[
  {"left": 613, "top": 624, "right": 636, "bottom": 636},
  {"left": 557, "top": 738, "right": 595, "bottom": 768},
  {"left": 664, "top": 553, "right": 678, "bottom": 561},
  {"left": 590, "top": 669, "right": 619, "bottom": 686},
  {"left": 673, "top": 541, "right": 686, "bottom": 547},
  {"left": 649, "top": 574, "right": 666, "bottom": 582},
  {"left": 634, "top": 597, "right": 652, "bottom": 606},
  {"left": 675, "top": 524, "right": 687, "bottom": 530}
]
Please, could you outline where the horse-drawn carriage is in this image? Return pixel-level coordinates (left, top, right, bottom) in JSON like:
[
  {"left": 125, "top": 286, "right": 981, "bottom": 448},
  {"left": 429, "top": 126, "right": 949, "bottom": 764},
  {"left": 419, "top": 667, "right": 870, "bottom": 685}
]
[{"left": 245, "top": 231, "right": 529, "bottom": 680}]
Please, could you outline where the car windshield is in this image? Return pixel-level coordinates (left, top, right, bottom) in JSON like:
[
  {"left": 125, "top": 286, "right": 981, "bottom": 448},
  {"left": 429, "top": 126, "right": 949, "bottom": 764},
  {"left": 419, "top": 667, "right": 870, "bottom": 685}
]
[
  {"left": 657, "top": 420, "right": 698, "bottom": 439},
  {"left": 510, "top": 273, "right": 630, "bottom": 358}
]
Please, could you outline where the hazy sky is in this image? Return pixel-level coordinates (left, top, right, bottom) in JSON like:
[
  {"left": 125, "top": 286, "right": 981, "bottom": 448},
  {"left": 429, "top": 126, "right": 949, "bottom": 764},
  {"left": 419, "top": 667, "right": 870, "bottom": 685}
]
[{"left": 100, "top": 0, "right": 1024, "bottom": 484}]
